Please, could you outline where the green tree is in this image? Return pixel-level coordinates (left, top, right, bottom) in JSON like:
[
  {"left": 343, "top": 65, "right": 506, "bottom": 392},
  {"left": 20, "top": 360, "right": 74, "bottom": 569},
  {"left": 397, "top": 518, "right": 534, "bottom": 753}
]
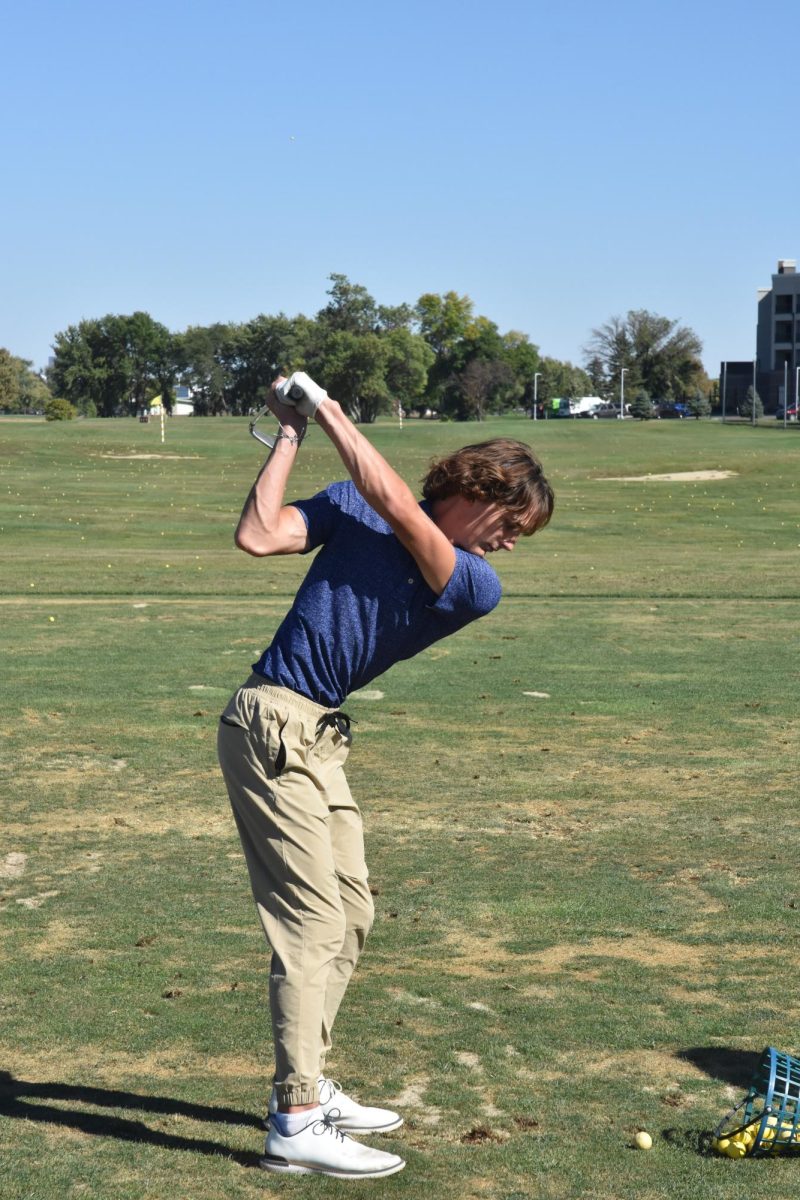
[
  {"left": 447, "top": 315, "right": 518, "bottom": 419},
  {"left": 18, "top": 365, "right": 53, "bottom": 413},
  {"left": 537, "top": 357, "right": 593, "bottom": 406},
  {"left": 502, "top": 332, "right": 541, "bottom": 409},
  {"left": 0, "top": 351, "right": 53, "bottom": 413},
  {"left": 49, "top": 313, "right": 175, "bottom": 416},
  {"left": 415, "top": 290, "right": 474, "bottom": 410},
  {"left": 308, "top": 329, "right": 390, "bottom": 423},
  {"left": 44, "top": 396, "right": 78, "bottom": 421},
  {"left": 585, "top": 309, "right": 703, "bottom": 400},
  {"left": 175, "top": 323, "right": 238, "bottom": 415},
  {"left": 48, "top": 319, "right": 117, "bottom": 415},
  {"left": 377, "top": 302, "right": 415, "bottom": 331},
  {"left": 125, "top": 312, "right": 176, "bottom": 414},
  {"left": 318, "top": 274, "right": 379, "bottom": 334},
  {"left": 686, "top": 389, "right": 711, "bottom": 419},
  {"left": 383, "top": 328, "right": 435, "bottom": 415},
  {"left": 584, "top": 354, "right": 608, "bottom": 398},
  {"left": 416, "top": 290, "right": 473, "bottom": 357},
  {"left": 309, "top": 279, "right": 431, "bottom": 422},
  {"left": 738, "top": 385, "right": 763, "bottom": 422},
  {"left": 231, "top": 314, "right": 313, "bottom": 414},
  {"left": 0, "top": 349, "right": 21, "bottom": 411},
  {"left": 456, "top": 357, "right": 516, "bottom": 421},
  {"left": 629, "top": 388, "right": 654, "bottom": 420}
]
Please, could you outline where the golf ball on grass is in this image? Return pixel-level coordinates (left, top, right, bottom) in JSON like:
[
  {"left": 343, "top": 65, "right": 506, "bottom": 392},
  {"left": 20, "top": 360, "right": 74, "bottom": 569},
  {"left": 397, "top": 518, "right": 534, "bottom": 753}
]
[{"left": 634, "top": 1131, "right": 652, "bottom": 1150}]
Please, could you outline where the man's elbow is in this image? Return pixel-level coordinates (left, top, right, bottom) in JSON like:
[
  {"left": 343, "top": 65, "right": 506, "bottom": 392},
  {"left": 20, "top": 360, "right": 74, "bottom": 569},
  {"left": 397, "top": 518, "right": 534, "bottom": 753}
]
[{"left": 234, "top": 527, "right": 272, "bottom": 557}]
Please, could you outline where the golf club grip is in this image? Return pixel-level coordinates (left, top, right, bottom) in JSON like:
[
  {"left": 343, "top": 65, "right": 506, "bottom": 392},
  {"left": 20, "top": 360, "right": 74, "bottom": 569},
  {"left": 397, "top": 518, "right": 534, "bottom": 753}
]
[{"left": 289, "top": 384, "right": 305, "bottom": 400}]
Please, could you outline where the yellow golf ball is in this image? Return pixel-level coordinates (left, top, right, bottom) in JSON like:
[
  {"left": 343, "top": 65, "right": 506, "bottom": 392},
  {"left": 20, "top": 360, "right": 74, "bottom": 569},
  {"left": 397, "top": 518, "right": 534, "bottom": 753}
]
[
  {"left": 726, "top": 1139, "right": 747, "bottom": 1158},
  {"left": 634, "top": 1131, "right": 652, "bottom": 1150}
]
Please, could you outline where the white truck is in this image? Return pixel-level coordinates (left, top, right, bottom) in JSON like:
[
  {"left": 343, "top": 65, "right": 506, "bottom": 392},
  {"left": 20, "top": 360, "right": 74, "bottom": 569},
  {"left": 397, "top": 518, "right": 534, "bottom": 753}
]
[{"left": 570, "top": 396, "right": 605, "bottom": 417}]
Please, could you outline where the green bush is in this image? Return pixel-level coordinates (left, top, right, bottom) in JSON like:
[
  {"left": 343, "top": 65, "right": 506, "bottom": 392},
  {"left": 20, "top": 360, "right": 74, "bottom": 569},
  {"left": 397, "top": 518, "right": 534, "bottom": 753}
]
[{"left": 44, "top": 397, "right": 78, "bottom": 421}]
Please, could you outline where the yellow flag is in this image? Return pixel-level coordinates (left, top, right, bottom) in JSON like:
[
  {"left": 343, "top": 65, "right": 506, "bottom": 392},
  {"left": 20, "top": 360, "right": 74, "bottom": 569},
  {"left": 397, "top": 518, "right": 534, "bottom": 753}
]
[{"left": 150, "top": 395, "right": 162, "bottom": 408}]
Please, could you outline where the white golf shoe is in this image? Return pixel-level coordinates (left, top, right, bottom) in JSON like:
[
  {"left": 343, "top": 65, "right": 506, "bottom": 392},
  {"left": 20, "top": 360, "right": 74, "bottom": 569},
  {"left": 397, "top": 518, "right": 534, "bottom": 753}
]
[
  {"left": 260, "top": 1112, "right": 405, "bottom": 1178},
  {"left": 267, "top": 1075, "right": 404, "bottom": 1134}
]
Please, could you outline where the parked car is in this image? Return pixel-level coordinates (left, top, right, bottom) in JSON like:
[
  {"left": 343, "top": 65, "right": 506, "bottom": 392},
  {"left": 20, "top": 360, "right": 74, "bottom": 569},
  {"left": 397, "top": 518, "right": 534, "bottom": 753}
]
[
  {"left": 776, "top": 403, "right": 799, "bottom": 419},
  {"left": 591, "top": 403, "right": 629, "bottom": 419},
  {"left": 657, "top": 402, "right": 690, "bottom": 419}
]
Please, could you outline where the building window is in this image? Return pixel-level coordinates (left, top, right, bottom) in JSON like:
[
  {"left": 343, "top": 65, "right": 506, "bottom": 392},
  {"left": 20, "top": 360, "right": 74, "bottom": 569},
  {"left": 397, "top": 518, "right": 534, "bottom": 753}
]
[
  {"left": 775, "top": 294, "right": 793, "bottom": 314},
  {"left": 775, "top": 321, "right": 793, "bottom": 343}
]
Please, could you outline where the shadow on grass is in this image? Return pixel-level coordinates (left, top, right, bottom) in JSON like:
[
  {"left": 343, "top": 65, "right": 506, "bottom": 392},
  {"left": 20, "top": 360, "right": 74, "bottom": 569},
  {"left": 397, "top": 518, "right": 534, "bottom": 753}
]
[
  {"left": 0, "top": 1070, "right": 263, "bottom": 1167},
  {"left": 676, "top": 1046, "right": 761, "bottom": 1089}
]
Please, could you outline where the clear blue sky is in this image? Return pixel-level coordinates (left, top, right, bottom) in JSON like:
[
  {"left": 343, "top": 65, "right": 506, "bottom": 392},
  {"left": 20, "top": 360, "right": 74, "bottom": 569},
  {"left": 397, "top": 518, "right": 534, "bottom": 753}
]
[{"left": 2, "top": 0, "right": 796, "bottom": 377}]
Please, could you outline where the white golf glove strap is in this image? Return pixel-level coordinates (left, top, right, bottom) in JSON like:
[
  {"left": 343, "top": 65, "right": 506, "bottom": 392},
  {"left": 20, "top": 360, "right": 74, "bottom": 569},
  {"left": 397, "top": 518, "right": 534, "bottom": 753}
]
[{"left": 277, "top": 371, "right": 328, "bottom": 417}]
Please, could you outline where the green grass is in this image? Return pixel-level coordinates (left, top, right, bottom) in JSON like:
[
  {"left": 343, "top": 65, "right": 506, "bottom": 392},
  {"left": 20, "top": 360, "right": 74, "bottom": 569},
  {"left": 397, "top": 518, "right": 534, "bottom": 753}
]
[{"left": 1, "top": 414, "right": 799, "bottom": 1199}]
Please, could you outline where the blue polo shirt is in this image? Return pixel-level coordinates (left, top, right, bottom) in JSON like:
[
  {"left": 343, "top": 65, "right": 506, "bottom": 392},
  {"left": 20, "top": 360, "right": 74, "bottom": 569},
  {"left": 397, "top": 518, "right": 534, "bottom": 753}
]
[{"left": 253, "top": 481, "right": 502, "bottom": 706}]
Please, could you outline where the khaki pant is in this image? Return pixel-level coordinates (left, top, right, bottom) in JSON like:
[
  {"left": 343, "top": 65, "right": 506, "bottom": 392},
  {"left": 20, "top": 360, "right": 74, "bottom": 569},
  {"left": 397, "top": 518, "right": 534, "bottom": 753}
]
[{"left": 217, "top": 675, "right": 374, "bottom": 1107}]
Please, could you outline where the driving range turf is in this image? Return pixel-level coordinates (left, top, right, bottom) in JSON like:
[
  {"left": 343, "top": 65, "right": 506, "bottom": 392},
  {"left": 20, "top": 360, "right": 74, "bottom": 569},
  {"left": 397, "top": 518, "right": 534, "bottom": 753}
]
[{"left": 1, "top": 414, "right": 798, "bottom": 1199}]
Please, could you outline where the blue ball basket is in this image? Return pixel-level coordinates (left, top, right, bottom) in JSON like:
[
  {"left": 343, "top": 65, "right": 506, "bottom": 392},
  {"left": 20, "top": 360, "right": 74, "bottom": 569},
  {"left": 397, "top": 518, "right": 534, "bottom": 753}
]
[{"left": 714, "top": 1047, "right": 800, "bottom": 1156}]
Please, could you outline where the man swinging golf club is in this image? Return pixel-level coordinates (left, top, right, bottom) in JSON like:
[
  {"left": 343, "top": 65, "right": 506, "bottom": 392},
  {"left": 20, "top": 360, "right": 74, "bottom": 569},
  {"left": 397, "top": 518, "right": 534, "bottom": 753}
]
[{"left": 217, "top": 370, "right": 554, "bottom": 1178}]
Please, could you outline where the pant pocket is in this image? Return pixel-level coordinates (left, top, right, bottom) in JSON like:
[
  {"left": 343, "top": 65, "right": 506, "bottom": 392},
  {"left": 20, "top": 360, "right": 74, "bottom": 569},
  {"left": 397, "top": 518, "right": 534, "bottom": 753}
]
[{"left": 219, "top": 690, "right": 288, "bottom": 781}]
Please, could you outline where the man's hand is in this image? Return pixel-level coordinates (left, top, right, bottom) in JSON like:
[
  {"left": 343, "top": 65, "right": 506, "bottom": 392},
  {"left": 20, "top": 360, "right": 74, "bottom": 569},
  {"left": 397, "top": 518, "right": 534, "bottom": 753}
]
[
  {"left": 276, "top": 371, "right": 328, "bottom": 418},
  {"left": 266, "top": 377, "right": 309, "bottom": 437}
]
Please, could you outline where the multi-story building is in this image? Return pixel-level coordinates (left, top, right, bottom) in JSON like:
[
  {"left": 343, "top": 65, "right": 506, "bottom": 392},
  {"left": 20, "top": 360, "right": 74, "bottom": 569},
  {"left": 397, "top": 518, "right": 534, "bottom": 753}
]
[
  {"left": 721, "top": 258, "right": 800, "bottom": 413},
  {"left": 756, "top": 258, "right": 800, "bottom": 410}
]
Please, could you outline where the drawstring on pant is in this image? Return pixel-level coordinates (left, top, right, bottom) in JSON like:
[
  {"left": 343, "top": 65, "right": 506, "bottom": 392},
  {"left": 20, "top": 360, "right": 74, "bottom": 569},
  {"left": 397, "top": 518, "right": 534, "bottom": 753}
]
[{"left": 316, "top": 710, "right": 354, "bottom": 740}]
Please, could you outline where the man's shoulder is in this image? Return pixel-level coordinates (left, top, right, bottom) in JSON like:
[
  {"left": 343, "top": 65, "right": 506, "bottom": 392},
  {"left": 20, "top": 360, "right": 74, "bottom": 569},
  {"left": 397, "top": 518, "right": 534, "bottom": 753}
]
[
  {"left": 325, "top": 481, "right": 390, "bottom": 530},
  {"left": 432, "top": 548, "right": 502, "bottom": 618}
]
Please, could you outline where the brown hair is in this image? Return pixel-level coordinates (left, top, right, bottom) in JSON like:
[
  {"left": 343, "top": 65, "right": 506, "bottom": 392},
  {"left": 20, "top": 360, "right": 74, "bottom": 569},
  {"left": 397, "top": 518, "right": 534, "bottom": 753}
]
[{"left": 422, "top": 438, "right": 554, "bottom": 535}]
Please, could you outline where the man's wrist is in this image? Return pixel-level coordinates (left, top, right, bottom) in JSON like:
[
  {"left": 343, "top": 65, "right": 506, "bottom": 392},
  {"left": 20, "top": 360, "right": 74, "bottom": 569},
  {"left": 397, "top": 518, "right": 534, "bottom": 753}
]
[
  {"left": 313, "top": 396, "right": 339, "bottom": 429},
  {"left": 275, "top": 426, "right": 306, "bottom": 446}
]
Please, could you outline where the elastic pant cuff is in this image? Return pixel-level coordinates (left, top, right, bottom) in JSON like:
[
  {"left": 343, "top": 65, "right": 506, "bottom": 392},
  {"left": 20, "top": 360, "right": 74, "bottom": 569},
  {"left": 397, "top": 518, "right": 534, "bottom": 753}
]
[{"left": 276, "top": 1083, "right": 320, "bottom": 1107}]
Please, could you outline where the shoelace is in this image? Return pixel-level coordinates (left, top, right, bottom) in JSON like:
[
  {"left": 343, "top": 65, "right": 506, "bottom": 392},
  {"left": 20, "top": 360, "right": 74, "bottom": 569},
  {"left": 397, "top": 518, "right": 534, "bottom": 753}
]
[
  {"left": 310, "top": 1109, "right": 346, "bottom": 1142},
  {"left": 319, "top": 1076, "right": 342, "bottom": 1106}
]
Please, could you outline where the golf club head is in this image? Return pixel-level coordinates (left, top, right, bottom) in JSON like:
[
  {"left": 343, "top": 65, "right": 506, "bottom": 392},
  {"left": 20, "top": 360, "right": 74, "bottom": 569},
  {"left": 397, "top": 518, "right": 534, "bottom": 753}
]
[{"left": 249, "top": 409, "right": 276, "bottom": 449}]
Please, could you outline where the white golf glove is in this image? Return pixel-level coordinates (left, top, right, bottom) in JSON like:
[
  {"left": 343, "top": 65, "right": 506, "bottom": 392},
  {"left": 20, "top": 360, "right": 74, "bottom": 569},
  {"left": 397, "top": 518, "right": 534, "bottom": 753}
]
[{"left": 276, "top": 371, "right": 328, "bottom": 417}]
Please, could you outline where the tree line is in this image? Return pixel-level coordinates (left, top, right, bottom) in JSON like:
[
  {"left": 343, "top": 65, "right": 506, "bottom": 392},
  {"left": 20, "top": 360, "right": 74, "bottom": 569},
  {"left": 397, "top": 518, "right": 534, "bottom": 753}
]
[{"left": 1, "top": 276, "right": 712, "bottom": 422}]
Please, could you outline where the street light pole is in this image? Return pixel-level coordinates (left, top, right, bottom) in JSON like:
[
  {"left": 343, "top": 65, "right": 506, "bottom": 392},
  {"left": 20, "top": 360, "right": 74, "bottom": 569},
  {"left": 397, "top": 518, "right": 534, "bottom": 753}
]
[
  {"left": 533, "top": 372, "right": 541, "bottom": 421},
  {"left": 722, "top": 361, "right": 727, "bottom": 422},
  {"left": 620, "top": 368, "right": 628, "bottom": 419},
  {"left": 752, "top": 358, "right": 757, "bottom": 427}
]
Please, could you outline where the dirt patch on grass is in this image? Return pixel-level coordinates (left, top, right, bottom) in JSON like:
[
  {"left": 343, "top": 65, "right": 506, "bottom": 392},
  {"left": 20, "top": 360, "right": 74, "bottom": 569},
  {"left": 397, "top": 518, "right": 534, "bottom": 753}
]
[
  {"left": 666, "top": 985, "right": 725, "bottom": 1006},
  {"left": 455, "top": 1051, "right": 483, "bottom": 1071},
  {"left": 0, "top": 852, "right": 27, "bottom": 879},
  {"left": 384, "top": 1076, "right": 442, "bottom": 1125},
  {"left": 28, "top": 918, "right": 83, "bottom": 957},
  {"left": 582, "top": 1047, "right": 707, "bottom": 1087},
  {"left": 98, "top": 453, "right": 202, "bottom": 460},
  {"left": 0, "top": 1043, "right": 262, "bottom": 1084},
  {"left": 437, "top": 928, "right": 527, "bottom": 979},
  {"left": 529, "top": 934, "right": 707, "bottom": 975},
  {"left": 598, "top": 470, "right": 737, "bottom": 482}
]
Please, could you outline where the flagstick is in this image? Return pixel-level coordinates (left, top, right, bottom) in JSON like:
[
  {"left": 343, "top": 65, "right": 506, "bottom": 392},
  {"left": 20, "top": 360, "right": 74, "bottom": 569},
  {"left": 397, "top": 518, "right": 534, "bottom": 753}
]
[{"left": 160, "top": 403, "right": 165, "bottom": 445}]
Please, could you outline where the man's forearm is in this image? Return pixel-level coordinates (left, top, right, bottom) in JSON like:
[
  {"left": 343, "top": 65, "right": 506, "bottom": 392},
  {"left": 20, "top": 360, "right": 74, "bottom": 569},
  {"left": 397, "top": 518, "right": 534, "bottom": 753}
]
[
  {"left": 234, "top": 433, "right": 307, "bottom": 556},
  {"left": 314, "top": 399, "right": 418, "bottom": 526}
]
